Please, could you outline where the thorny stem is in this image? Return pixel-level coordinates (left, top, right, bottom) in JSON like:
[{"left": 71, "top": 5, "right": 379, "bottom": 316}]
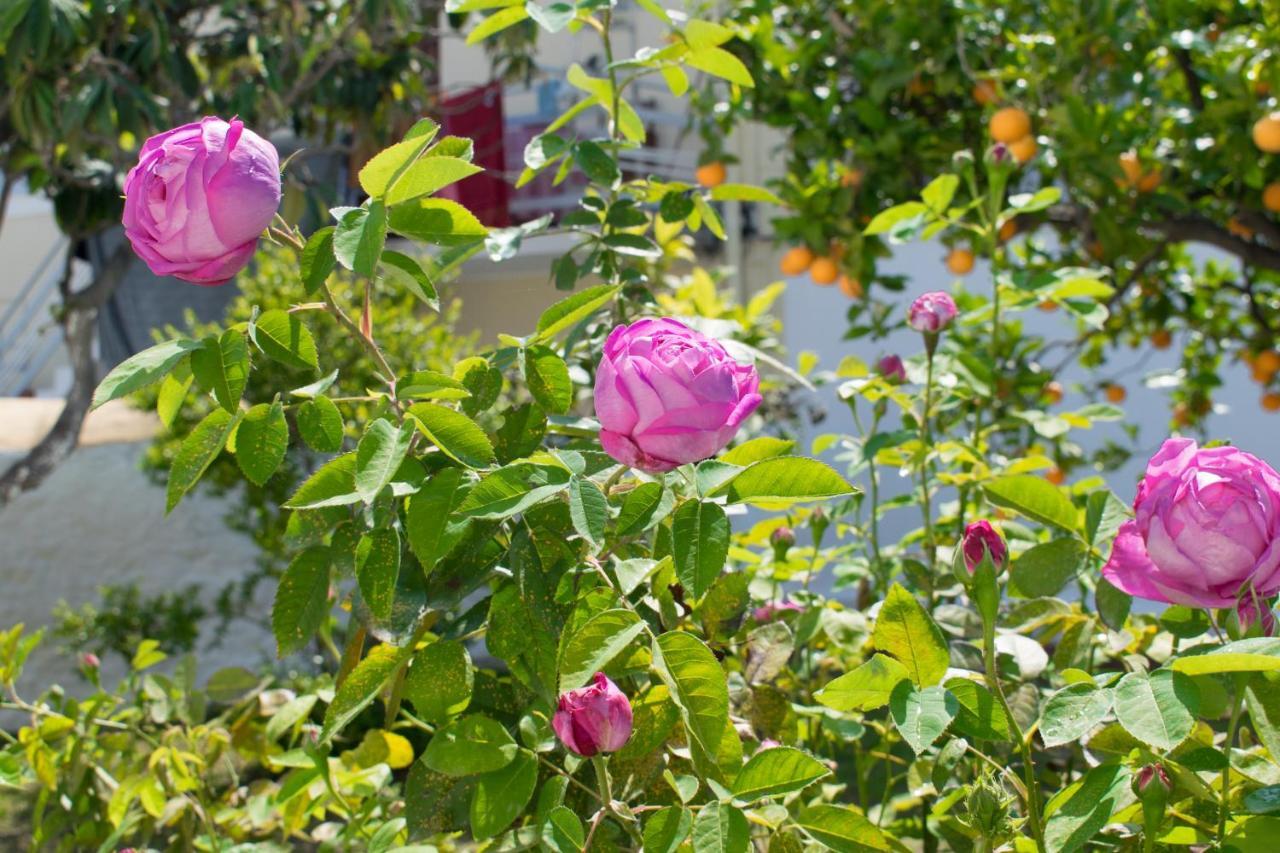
[
  {"left": 981, "top": 621, "right": 1045, "bottom": 851},
  {"left": 919, "top": 346, "right": 938, "bottom": 582},
  {"left": 1219, "top": 675, "right": 1246, "bottom": 842}
]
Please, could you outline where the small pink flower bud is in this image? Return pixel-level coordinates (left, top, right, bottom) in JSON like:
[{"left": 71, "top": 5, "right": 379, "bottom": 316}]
[
  {"left": 986, "top": 142, "right": 1011, "bottom": 165},
  {"left": 962, "top": 521, "right": 1007, "bottom": 573},
  {"left": 1133, "top": 763, "right": 1173, "bottom": 797},
  {"left": 81, "top": 652, "right": 101, "bottom": 669},
  {"left": 770, "top": 526, "right": 796, "bottom": 558},
  {"left": 753, "top": 600, "right": 805, "bottom": 623},
  {"left": 1233, "top": 597, "right": 1277, "bottom": 638},
  {"left": 877, "top": 355, "right": 907, "bottom": 383},
  {"left": 908, "top": 291, "right": 958, "bottom": 333},
  {"left": 552, "top": 672, "right": 633, "bottom": 757}
]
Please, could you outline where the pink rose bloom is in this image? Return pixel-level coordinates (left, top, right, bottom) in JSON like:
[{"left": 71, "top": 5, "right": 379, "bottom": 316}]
[
  {"left": 1103, "top": 438, "right": 1280, "bottom": 608},
  {"left": 962, "top": 520, "right": 1007, "bottom": 573},
  {"left": 123, "top": 117, "right": 281, "bottom": 285},
  {"left": 552, "top": 672, "right": 633, "bottom": 757},
  {"left": 595, "top": 318, "right": 762, "bottom": 473},
  {"left": 877, "top": 354, "right": 907, "bottom": 383},
  {"left": 907, "top": 291, "right": 958, "bottom": 333},
  {"left": 753, "top": 600, "right": 805, "bottom": 623}
]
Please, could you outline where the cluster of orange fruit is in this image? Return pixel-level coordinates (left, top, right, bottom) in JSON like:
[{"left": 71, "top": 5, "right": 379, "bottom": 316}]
[
  {"left": 779, "top": 245, "right": 863, "bottom": 298},
  {"left": 1242, "top": 349, "right": 1280, "bottom": 412},
  {"left": 987, "top": 105, "right": 1037, "bottom": 165},
  {"left": 1253, "top": 115, "right": 1280, "bottom": 213}
]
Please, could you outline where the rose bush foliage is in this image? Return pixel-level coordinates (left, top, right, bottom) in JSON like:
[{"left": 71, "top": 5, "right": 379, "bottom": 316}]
[{"left": 3, "top": 4, "right": 1280, "bottom": 853}]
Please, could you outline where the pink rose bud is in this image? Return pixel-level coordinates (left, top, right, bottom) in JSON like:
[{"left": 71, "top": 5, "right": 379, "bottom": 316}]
[
  {"left": 1232, "top": 597, "right": 1277, "bottom": 637},
  {"left": 595, "top": 318, "right": 762, "bottom": 473},
  {"left": 81, "top": 652, "right": 101, "bottom": 669},
  {"left": 552, "top": 672, "right": 633, "bottom": 757},
  {"left": 1103, "top": 438, "right": 1280, "bottom": 608},
  {"left": 123, "top": 117, "right": 281, "bottom": 285},
  {"left": 771, "top": 526, "right": 796, "bottom": 550},
  {"left": 908, "top": 291, "right": 958, "bottom": 333},
  {"left": 962, "top": 521, "right": 1008, "bottom": 573},
  {"left": 986, "top": 142, "right": 1012, "bottom": 165},
  {"left": 1132, "top": 763, "right": 1173, "bottom": 797},
  {"left": 753, "top": 600, "right": 805, "bottom": 623},
  {"left": 877, "top": 354, "right": 907, "bottom": 383}
]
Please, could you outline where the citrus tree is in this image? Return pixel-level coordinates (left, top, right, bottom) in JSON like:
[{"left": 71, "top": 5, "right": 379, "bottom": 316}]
[{"left": 706, "top": 0, "right": 1280, "bottom": 429}]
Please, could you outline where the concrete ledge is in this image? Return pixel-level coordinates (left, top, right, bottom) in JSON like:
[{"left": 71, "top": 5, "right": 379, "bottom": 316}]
[{"left": 0, "top": 398, "right": 159, "bottom": 452}]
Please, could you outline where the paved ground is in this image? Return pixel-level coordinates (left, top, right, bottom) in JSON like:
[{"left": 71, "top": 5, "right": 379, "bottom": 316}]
[{"left": 0, "top": 440, "right": 273, "bottom": 704}]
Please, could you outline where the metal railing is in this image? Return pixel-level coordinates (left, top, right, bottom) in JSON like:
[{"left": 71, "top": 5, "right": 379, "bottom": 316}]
[{"left": 0, "top": 238, "right": 71, "bottom": 397}]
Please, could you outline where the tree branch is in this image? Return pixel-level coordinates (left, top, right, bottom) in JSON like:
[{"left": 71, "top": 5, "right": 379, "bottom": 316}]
[
  {"left": 1173, "top": 48, "right": 1206, "bottom": 112},
  {"left": 0, "top": 241, "right": 135, "bottom": 508},
  {"left": 1139, "top": 215, "right": 1280, "bottom": 271}
]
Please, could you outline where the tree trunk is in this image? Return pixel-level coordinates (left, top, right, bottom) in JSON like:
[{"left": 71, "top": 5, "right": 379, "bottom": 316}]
[{"left": 0, "top": 241, "right": 134, "bottom": 508}]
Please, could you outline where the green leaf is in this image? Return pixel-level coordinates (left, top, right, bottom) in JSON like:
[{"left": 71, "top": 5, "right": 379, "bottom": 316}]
[
  {"left": 1039, "top": 683, "right": 1113, "bottom": 748},
  {"left": 616, "top": 482, "right": 675, "bottom": 536},
  {"left": 271, "top": 547, "right": 331, "bottom": 657},
  {"left": 470, "top": 748, "right": 537, "bottom": 839},
  {"left": 297, "top": 395, "right": 344, "bottom": 452},
  {"left": 300, "top": 226, "right": 336, "bottom": 295},
  {"left": 719, "top": 436, "right": 795, "bottom": 466},
  {"left": 672, "top": 500, "right": 730, "bottom": 599},
  {"left": 1043, "top": 764, "right": 1134, "bottom": 853},
  {"left": 190, "top": 329, "right": 249, "bottom": 413},
  {"left": 533, "top": 284, "right": 621, "bottom": 342},
  {"left": 1095, "top": 577, "right": 1132, "bottom": 631},
  {"left": 399, "top": 369, "right": 469, "bottom": 400},
  {"left": 356, "top": 528, "right": 401, "bottom": 621},
  {"left": 235, "top": 402, "right": 288, "bottom": 486},
  {"left": 983, "top": 475, "right": 1078, "bottom": 532},
  {"left": 406, "top": 402, "right": 495, "bottom": 468},
  {"left": 889, "top": 682, "right": 958, "bottom": 754},
  {"left": 358, "top": 133, "right": 435, "bottom": 198},
  {"left": 406, "top": 467, "right": 466, "bottom": 574},
  {"left": 466, "top": 4, "right": 528, "bottom": 44},
  {"left": 816, "top": 654, "right": 909, "bottom": 712},
  {"left": 685, "top": 46, "right": 753, "bottom": 87},
  {"left": 1008, "top": 186, "right": 1062, "bottom": 213},
  {"left": 794, "top": 804, "right": 890, "bottom": 851},
  {"left": 731, "top": 747, "right": 830, "bottom": 803},
  {"left": 708, "top": 183, "right": 782, "bottom": 204},
  {"left": 522, "top": 345, "right": 572, "bottom": 414},
  {"left": 1171, "top": 638, "right": 1280, "bottom": 676},
  {"left": 423, "top": 714, "right": 518, "bottom": 776},
  {"left": 921, "top": 174, "right": 959, "bottom": 212},
  {"left": 558, "top": 609, "right": 646, "bottom": 692},
  {"left": 574, "top": 140, "right": 620, "bottom": 184},
  {"left": 166, "top": 408, "right": 240, "bottom": 513},
  {"left": 388, "top": 198, "right": 488, "bottom": 243},
  {"left": 456, "top": 463, "right": 570, "bottom": 520},
  {"left": 355, "top": 419, "right": 415, "bottom": 502},
  {"left": 380, "top": 249, "right": 440, "bottom": 310},
  {"left": 334, "top": 201, "right": 388, "bottom": 277},
  {"left": 1245, "top": 675, "right": 1280, "bottom": 764},
  {"left": 651, "top": 631, "right": 742, "bottom": 783},
  {"left": 945, "top": 678, "right": 1014, "bottom": 742},
  {"left": 404, "top": 640, "right": 473, "bottom": 723},
  {"left": 92, "top": 338, "right": 200, "bottom": 409},
  {"left": 284, "top": 453, "right": 359, "bottom": 509},
  {"left": 691, "top": 801, "right": 749, "bottom": 853},
  {"left": 386, "top": 156, "right": 484, "bottom": 206},
  {"left": 156, "top": 367, "right": 193, "bottom": 429},
  {"left": 321, "top": 643, "right": 412, "bottom": 742},
  {"left": 253, "top": 309, "right": 319, "bottom": 370},
  {"left": 863, "top": 201, "right": 928, "bottom": 236},
  {"left": 1113, "top": 669, "right": 1198, "bottom": 751},
  {"left": 1010, "top": 538, "right": 1088, "bottom": 598},
  {"left": 644, "top": 806, "right": 692, "bottom": 853},
  {"left": 544, "top": 805, "right": 586, "bottom": 853},
  {"left": 716, "top": 457, "right": 857, "bottom": 507},
  {"left": 567, "top": 476, "right": 607, "bottom": 551},
  {"left": 603, "top": 232, "right": 661, "bottom": 258},
  {"left": 872, "top": 584, "right": 950, "bottom": 688}
]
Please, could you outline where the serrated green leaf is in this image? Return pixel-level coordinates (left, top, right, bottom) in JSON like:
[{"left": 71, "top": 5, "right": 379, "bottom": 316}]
[
  {"left": 558, "top": 609, "right": 645, "bottom": 692},
  {"left": 235, "top": 402, "right": 288, "bottom": 486},
  {"left": 873, "top": 584, "right": 950, "bottom": 688},
  {"left": 92, "top": 338, "right": 201, "bottom": 409},
  {"left": 166, "top": 408, "right": 240, "bottom": 513},
  {"left": 271, "top": 547, "right": 331, "bottom": 657},
  {"left": 254, "top": 309, "right": 319, "bottom": 370}
]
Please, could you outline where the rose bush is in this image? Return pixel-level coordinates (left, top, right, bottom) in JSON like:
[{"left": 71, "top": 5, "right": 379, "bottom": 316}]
[{"left": 5, "top": 4, "right": 1280, "bottom": 852}]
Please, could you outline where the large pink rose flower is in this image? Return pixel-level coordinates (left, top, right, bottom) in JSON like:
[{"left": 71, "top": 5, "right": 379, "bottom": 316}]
[
  {"left": 122, "top": 117, "right": 281, "bottom": 285},
  {"left": 1103, "top": 437, "right": 1280, "bottom": 608},
  {"left": 594, "top": 318, "right": 762, "bottom": 473},
  {"left": 552, "top": 673, "right": 633, "bottom": 757}
]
